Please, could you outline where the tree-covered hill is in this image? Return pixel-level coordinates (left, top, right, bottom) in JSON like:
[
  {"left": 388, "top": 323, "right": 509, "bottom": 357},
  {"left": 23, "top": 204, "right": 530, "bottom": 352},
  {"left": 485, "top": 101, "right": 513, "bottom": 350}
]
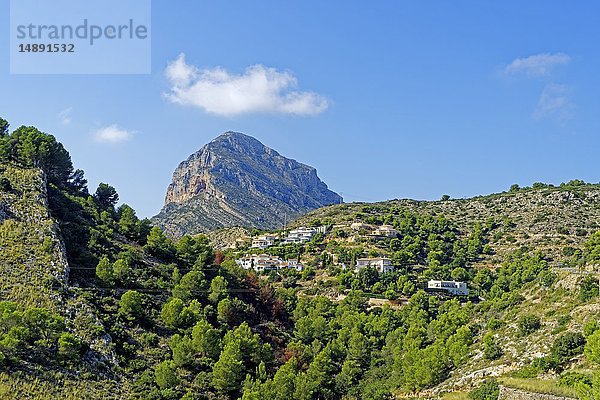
[
  {"left": 1, "top": 117, "right": 600, "bottom": 400},
  {"left": 291, "top": 183, "right": 600, "bottom": 264}
]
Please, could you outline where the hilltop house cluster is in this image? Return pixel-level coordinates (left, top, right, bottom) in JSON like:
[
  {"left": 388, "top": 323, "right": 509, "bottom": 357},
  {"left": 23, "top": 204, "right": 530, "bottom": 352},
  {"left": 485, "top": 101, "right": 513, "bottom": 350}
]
[
  {"left": 248, "top": 226, "right": 327, "bottom": 250},
  {"left": 234, "top": 226, "right": 327, "bottom": 272},
  {"left": 235, "top": 254, "right": 304, "bottom": 272},
  {"left": 235, "top": 223, "right": 469, "bottom": 296}
]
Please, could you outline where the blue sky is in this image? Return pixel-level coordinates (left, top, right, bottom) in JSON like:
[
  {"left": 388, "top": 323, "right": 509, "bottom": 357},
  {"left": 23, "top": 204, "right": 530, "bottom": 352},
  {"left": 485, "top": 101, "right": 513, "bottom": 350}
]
[{"left": 1, "top": 1, "right": 599, "bottom": 217}]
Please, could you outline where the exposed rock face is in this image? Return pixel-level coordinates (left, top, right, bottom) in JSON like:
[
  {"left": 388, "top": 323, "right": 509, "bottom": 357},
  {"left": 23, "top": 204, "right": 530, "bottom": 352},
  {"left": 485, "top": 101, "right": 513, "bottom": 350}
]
[
  {"left": 153, "top": 131, "right": 342, "bottom": 237},
  {"left": 0, "top": 166, "right": 69, "bottom": 310}
]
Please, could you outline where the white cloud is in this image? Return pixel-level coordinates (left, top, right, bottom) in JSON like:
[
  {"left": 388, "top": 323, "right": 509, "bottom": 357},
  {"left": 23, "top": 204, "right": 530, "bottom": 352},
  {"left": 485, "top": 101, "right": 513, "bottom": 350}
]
[
  {"left": 502, "top": 52, "right": 570, "bottom": 77},
  {"left": 163, "top": 53, "right": 329, "bottom": 116},
  {"left": 58, "top": 107, "right": 73, "bottom": 125},
  {"left": 93, "top": 124, "right": 133, "bottom": 143},
  {"left": 533, "top": 84, "right": 575, "bottom": 122}
]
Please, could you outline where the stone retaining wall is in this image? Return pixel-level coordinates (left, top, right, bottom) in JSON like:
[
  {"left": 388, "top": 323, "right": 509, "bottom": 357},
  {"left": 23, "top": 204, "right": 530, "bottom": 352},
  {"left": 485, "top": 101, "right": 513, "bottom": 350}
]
[{"left": 499, "top": 385, "right": 576, "bottom": 400}]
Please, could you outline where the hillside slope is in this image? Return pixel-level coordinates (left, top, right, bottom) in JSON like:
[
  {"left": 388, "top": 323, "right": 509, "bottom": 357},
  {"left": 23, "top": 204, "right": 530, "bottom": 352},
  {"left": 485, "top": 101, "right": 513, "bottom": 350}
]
[
  {"left": 2, "top": 119, "right": 600, "bottom": 400},
  {"left": 0, "top": 165, "right": 69, "bottom": 310},
  {"left": 292, "top": 183, "right": 600, "bottom": 263}
]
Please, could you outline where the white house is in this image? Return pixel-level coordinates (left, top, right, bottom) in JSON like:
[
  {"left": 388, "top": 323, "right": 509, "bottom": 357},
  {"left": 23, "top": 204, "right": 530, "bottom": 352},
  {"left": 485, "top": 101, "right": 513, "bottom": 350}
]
[
  {"left": 283, "top": 226, "right": 326, "bottom": 244},
  {"left": 427, "top": 280, "right": 469, "bottom": 296},
  {"left": 355, "top": 257, "right": 394, "bottom": 273},
  {"left": 251, "top": 235, "right": 276, "bottom": 249},
  {"left": 372, "top": 224, "right": 399, "bottom": 238},
  {"left": 236, "top": 254, "right": 305, "bottom": 272},
  {"left": 236, "top": 254, "right": 280, "bottom": 272},
  {"left": 282, "top": 259, "right": 305, "bottom": 272}
]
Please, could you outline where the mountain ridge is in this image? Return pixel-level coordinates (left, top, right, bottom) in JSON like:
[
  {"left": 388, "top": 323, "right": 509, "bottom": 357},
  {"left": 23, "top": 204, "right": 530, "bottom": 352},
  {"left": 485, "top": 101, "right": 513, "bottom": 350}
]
[{"left": 153, "top": 131, "right": 342, "bottom": 237}]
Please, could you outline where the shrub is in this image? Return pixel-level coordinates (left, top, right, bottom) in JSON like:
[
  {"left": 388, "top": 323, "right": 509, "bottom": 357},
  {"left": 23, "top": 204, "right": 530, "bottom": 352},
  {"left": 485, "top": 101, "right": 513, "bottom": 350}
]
[
  {"left": 0, "top": 176, "right": 11, "bottom": 191},
  {"left": 579, "top": 276, "right": 599, "bottom": 301},
  {"left": 539, "top": 270, "right": 557, "bottom": 287},
  {"left": 470, "top": 379, "right": 499, "bottom": 400},
  {"left": 487, "top": 317, "right": 502, "bottom": 331},
  {"left": 119, "top": 290, "right": 145, "bottom": 321},
  {"left": 518, "top": 314, "right": 541, "bottom": 336},
  {"left": 550, "top": 331, "right": 586, "bottom": 362},
  {"left": 583, "top": 320, "right": 599, "bottom": 337},
  {"left": 483, "top": 333, "right": 502, "bottom": 360},
  {"left": 512, "top": 363, "right": 542, "bottom": 378},
  {"left": 58, "top": 332, "right": 83, "bottom": 359},
  {"left": 155, "top": 360, "right": 179, "bottom": 389},
  {"left": 584, "top": 331, "right": 600, "bottom": 364},
  {"left": 558, "top": 371, "right": 592, "bottom": 388}
]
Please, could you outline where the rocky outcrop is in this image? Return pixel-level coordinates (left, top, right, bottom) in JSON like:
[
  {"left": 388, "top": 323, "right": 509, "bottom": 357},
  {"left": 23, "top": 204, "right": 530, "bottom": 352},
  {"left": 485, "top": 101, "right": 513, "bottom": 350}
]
[
  {"left": 153, "top": 131, "right": 342, "bottom": 237},
  {"left": 0, "top": 166, "right": 70, "bottom": 310}
]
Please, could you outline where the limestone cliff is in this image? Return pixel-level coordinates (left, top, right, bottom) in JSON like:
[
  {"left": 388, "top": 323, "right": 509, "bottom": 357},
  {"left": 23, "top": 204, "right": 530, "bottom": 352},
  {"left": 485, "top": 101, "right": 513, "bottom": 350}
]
[{"left": 153, "top": 131, "right": 342, "bottom": 237}]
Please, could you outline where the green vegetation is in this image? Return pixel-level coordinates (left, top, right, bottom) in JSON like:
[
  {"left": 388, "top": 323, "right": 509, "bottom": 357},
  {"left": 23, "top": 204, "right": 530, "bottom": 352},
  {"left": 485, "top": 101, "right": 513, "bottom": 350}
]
[
  {"left": 2, "top": 117, "right": 600, "bottom": 399},
  {"left": 470, "top": 379, "right": 499, "bottom": 400},
  {"left": 499, "top": 377, "right": 579, "bottom": 398}
]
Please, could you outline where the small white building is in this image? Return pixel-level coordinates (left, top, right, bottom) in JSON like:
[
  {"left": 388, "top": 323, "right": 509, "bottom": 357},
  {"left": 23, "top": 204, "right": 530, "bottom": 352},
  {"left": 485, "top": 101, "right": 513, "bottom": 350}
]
[
  {"left": 427, "top": 280, "right": 469, "bottom": 296},
  {"left": 251, "top": 235, "right": 276, "bottom": 249},
  {"left": 283, "top": 259, "right": 305, "bottom": 272},
  {"left": 355, "top": 257, "right": 394, "bottom": 273},
  {"left": 283, "top": 226, "right": 326, "bottom": 244},
  {"left": 236, "top": 254, "right": 280, "bottom": 272},
  {"left": 372, "top": 224, "right": 399, "bottom": 238}
]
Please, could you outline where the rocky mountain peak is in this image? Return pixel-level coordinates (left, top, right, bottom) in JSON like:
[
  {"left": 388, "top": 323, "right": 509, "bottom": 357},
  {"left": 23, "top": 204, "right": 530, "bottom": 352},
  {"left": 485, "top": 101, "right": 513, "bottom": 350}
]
[{"left": 154, "top": 131, "right": 342, "bottom": 237}]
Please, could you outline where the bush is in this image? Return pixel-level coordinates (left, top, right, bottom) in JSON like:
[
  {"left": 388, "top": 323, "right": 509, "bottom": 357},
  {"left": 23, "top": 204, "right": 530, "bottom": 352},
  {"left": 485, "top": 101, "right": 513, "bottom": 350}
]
[
  {"left": 558, "top": 371, "right": 592, "bottom": 388},
  {"left": 0, "top": 176, "right": 12, "bottom": 191},
  {"left": 550, "top": 331, "right": 586, "bottom": 362},
  {"left": 483, "top": 333, "right": 502, "bottom": 360},
  {"left": 487, "top": 317, "right": 502, "bottom": 331},
  {"left": 512, "top": 363, "right": 543, "bottom": 378},
  {"left": 539, "top": 270, "right": 557, "bottom": 287},
  {"left": 579, "top": 276, "right": 599, "bottom": 301},
  {"left": 518, "top": 314, "right": 541, "bottom": 336},
  {"left": 584, "top": 331, "right": 600, "bottom": 364},
  {"left": 470, "top": 379, "right": 499, "bottom": 400},
  {"left": 155, "top": 360, "right": 179, "bottom": 389},
  {"left": 584, "top": 320, "right": 599, "bottom": 337},
  {"left": 58, "top": 332, "right": 83, "bottom": 359},
  {"left": 119, "top": 290, "right": 145, "bottom": 321}
]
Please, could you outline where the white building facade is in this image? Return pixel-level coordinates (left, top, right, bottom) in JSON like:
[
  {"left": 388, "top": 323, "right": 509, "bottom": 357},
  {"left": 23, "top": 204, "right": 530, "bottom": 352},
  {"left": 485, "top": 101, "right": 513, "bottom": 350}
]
[
  {"left": 354, "top": 257, "right": 394, "bottom": 273},
  {"left": 372, "top": 225, "right": 399, "bottom": 238},
  {"left": 236, "top": 254, "right": 304, "bottom": 272},
  {"left": 427, "top": 280, "right": 469, "bottom": 296},
  {"left": 283, "top": 226, "right": 326, "bottom": 244},
  {"left": 251, "top": 235, "right": 276, "bottom": 249}
]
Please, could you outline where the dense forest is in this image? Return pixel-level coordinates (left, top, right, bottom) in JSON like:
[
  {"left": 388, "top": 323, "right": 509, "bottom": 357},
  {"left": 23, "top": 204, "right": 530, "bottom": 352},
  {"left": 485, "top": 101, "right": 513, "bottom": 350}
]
[{"left": 1, "top": 117, "right": 600, "bottom": 400}]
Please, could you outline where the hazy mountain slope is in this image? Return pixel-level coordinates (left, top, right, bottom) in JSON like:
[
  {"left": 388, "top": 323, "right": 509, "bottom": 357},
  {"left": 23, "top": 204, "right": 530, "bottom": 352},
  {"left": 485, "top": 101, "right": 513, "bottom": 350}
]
[{"left": 153, "top": 131, "right": 342, "bottom": 237}]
